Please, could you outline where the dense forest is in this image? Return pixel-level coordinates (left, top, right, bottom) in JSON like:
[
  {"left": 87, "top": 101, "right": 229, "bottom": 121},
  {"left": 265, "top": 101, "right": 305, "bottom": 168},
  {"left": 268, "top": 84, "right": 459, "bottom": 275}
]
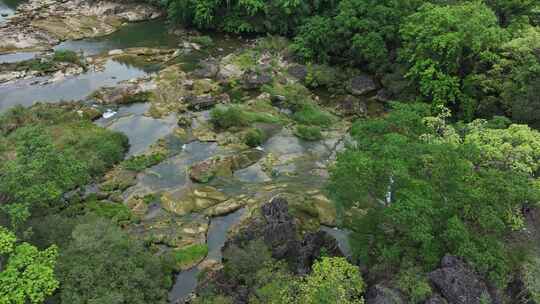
[{"left": 1, "top": 0, "right": 539, "bottom": 303}]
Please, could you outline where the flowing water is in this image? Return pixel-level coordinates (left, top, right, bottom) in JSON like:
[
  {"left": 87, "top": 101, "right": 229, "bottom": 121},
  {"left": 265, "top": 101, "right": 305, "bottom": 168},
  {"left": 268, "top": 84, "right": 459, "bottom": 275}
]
[
  {"left": 168, "top": 208, "right": 246, "bottom": 303},
  {"left": 0, "top": 60, "right": 148, "bottom": 112},
  {"left": 0, "top": 13, "right": 351, "bottom": 302}
]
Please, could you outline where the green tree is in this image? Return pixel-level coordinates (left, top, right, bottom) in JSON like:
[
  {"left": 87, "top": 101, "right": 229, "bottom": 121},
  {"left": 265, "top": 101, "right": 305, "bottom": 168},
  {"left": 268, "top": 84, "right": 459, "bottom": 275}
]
[
  {"left": 295, "top": 257, "right": 365, "bottom": 304},
  {"left": 0, "top": 127, "right": 88, "bottom": 226},
  {"left": 329, "top": 102, "right": 540, "bottom": 291},
  {"left": 400, "top": 2, "right": 505, "bottom": 119},
  {"left": 0, "top": 226, "right": 59, "bottom": 304},
  {"left": 485, "top": 0, "right": 537, "bottom": 26},
  {"left": 480, "top": 27, "right": 540, "bottom": 126},
  {"left": 57, "top": 217, "right": 170, "bottom": 304}
]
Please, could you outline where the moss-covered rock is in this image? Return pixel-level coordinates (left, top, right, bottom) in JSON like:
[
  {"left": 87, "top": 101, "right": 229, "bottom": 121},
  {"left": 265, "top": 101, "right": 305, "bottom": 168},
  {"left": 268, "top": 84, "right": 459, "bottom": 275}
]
[{"left": 161, "top": 186, "right": 228, "bottom": 216}]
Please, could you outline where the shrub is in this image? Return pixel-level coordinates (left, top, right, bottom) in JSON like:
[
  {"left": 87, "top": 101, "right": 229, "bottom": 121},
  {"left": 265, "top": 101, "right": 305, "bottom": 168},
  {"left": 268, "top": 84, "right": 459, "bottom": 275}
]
[
  {"left": 53, "top": 50, "right": 81, "bottom": 64},
  {"left": 122, "top": 152, "right": 167, "bottom": 172},
  {"left": 293, "top": 103, "right": 335, "bottom": 127},
  {"left": 305, "top": 64, "right": 340, "bottom": 89},
  {"left": 86, "top": 201, "right": 133, "bottom": 224},
  {"left": 244, "top": 128, "right": 264, "bottom": 147},
  {"left": 397, "top": 268, "right": 432, "bottom": 303},
  {"left": 295, "top": 125, "right": 323, "bottom": 141},
  {"left": 210, "top": 105, "right": 249, "bottom": 129}
]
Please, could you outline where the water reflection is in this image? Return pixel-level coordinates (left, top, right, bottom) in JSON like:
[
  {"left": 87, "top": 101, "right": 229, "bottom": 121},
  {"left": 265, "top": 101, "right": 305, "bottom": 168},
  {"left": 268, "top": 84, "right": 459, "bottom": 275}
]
[{"left": 0, "top": 60, "right": 147, "bottom": 112}]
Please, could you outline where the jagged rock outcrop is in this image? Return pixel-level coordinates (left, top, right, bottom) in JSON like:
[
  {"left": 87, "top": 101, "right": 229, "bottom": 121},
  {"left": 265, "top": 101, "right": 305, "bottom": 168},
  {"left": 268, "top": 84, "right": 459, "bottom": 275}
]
[
  {"left": 428, "top": 255, "right": 493, "bottom": 304},
  {"left": 365, "top": 284, "right": 405, "bottom": 304},
  {"left": 225, "top": 197, "right": 343, "bottom": 273},
  {"left": 349, "top": 74, "right": 377, "bottom": 96}
]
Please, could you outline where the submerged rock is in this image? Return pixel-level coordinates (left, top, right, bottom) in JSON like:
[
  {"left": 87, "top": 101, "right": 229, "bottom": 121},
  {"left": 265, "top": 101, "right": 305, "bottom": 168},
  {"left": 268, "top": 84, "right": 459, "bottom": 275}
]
[
  {"left": 189, "top": 150, "right": 264, "bottom": 183},
  {"left": 161, "top": 186, "right": 228, "bottom": 216}
]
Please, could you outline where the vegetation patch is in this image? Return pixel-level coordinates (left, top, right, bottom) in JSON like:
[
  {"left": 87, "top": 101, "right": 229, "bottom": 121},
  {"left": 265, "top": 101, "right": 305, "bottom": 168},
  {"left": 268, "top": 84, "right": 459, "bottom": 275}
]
[
  {"left": 174, "top": 244, "right": 209, "bottom": 270},
  {"left": 292, "top": 103, "right": 335, "bottom": 127},
  {"left": 86, "top": 201, "right": 133, "bottom": 224},
  {"left": 244, "top": 128, "right": 264, "bottom": 147},
  {"left": 295, "top": 125, "right": 323, "bottom": 141},
  {"left": 53, "top": 50, "right": 81, "bottom": 64},
  {"left": 122, "top": 152, "right": 167, "bottom": 172}
]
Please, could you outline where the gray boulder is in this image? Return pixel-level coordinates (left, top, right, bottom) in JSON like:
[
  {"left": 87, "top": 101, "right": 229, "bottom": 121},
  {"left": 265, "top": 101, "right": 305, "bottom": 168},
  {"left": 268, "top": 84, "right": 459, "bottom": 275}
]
[
  {"left": 242, "top": 70, "right": 272, "bottom": 89},
  {"left": 425, "top": 294, "right": 448, "bottom": 304},
  {"left": 287, "top": 65, "right": 308, "bottom": 81},
  {"left": 186, "top": 94, "right": 216, "bottom": 111},
  {"left": 429, "top": 255, "right": 493, "bottom": 304},
  {"left": 192, "top": 60, "right": 219, "bottom": 78},
  {"left": 349, "top": 74, "right": 377, "bottom": 96},
  {"left": 366, "top": 284, "right": 405, "bottom": 304}
]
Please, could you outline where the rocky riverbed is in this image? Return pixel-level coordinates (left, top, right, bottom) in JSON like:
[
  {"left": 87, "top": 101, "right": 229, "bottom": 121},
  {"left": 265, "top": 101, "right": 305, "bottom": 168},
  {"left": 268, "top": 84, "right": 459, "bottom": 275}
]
[
  {"left": 0, "top": 0, "right": 163, "bottom": 53},
  {"left": 0, "top": 6, "right": 387, "bottom": 303}
]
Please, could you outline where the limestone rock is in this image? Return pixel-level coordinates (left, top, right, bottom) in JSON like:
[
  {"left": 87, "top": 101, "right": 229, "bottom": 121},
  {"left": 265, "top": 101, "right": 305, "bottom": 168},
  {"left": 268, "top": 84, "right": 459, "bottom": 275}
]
[
  {"left": 428, "top": 255, "right": 493, "bottom": 304},
  {"left": 349, "top": 74, "right": 377, "bottom": 96}
]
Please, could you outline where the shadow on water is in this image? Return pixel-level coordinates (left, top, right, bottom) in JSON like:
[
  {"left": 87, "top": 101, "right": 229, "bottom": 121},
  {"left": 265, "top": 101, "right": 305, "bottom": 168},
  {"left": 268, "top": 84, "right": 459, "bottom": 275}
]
[{"left": 168, "top": 208, "right": 246, "bottom": 303}]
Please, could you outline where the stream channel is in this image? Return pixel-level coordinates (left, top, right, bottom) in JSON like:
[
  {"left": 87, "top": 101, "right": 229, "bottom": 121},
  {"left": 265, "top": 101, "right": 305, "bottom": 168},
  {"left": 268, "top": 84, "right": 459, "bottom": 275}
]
[{"left": 0, "top": 8, "right": 351, "bottom": 302}]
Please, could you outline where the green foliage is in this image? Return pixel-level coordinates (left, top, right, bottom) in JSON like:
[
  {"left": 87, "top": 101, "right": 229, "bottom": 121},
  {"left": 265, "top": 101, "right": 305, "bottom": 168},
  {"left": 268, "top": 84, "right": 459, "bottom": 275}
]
[
  {"left": 304, "top": 64, "right": 340, "bottom": 89},
  {"left": 0, "top": 127, "right": 88, "bottom": 226},
  {"left": 282, "top": 257, "right": 365, "bottom": 304},
  {"left": 223, "top": 240, "right": 274, "bottom": 285},
  {"left": 291, "top": 16, "right": 337, "bottom": 63},
  {"left": 122, "top": 152, "right": 167, "bottom": 172},
  {"left": 255, "top": 35, "right": 290, "bottom": 56},
  {"left": 400, "top": 2, "right": 504, "bottom": 118},
  {"left": 0, "top": 226, "right": 59, "bottom": 304},
  {"left": 210, "top": 105, "right": 281, "bottom": 130},
  {"left": 464, "top": 121, "right": 540, "bottom": 175},
  {"left": 52, "top": 50, "right": 81, "bottom": 64},
  {"left": 486, "top": 0, "right": 538, "bottom": 26},
  {"left": 210, "top": 105, "right": 250, "bottom": 129},
  {"left": 165, "top": 0, "right": 324, "bottom": 34},
  {"left": 86, "top": 201, "right": 133, "bottom": 224},
  {"left": 57, "top": 217, "right": 170, "bottom": 304},
  {"left": 244, "top": 128, "right": 264, "bottom": 147},
  {"left": 174, "top": 244, "right": 209, "bottom": 269},
  {"left": 481, "top": 27, "right": 540, "bottom": 126},
  {"left": 523, "top": 257, "right": 540, "bottom": 302},
  {"left": 292, "top": 103, "right": 335, "bottom": 127},
  {"left": 295, "top": 125, "right": 323, "bottom": 141},
  {"left": 329, "top": 102, "right": 540, "bottom": 287},
  {"left": 397, "top": 267, "right": 432, "bottom": 303}
]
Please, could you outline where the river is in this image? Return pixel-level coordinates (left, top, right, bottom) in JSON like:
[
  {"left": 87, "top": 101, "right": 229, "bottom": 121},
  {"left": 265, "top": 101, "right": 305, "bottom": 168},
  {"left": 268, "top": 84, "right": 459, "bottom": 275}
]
[{"left": 0, "top": 10, "right": 351, "bottom": 303}]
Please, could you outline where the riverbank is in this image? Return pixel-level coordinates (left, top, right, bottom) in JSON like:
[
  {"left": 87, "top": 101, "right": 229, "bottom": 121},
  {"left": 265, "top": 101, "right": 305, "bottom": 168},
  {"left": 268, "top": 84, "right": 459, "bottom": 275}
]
[{"left": 0, "top": 0, "right": 163, "bottom": 53}]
